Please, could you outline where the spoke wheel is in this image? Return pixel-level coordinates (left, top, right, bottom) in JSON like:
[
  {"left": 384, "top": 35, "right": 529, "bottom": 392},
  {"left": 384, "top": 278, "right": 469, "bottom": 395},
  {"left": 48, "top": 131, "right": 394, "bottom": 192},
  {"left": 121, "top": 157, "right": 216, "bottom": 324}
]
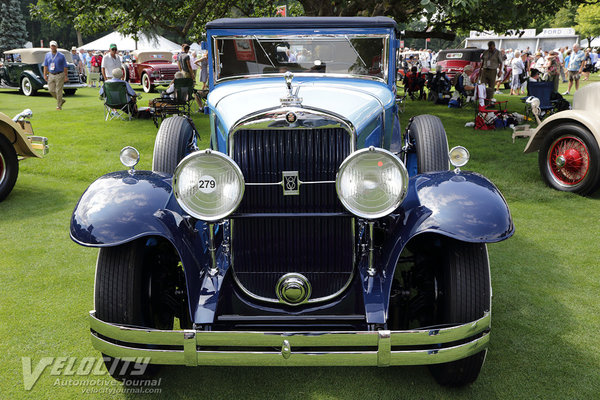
[
  {"left": 539, "top": 123, "right": 600, "bottom": 195},
  {"left": 548, "top": 136, "right": 589, "bottom": 186}
]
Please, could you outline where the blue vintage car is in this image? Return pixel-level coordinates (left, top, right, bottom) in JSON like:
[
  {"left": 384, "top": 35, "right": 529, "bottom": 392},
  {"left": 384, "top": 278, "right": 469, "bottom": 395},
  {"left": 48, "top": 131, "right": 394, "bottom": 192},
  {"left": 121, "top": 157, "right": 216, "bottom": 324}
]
[{"left": 71, "top": 17, "right": 514, "bottom": 386}]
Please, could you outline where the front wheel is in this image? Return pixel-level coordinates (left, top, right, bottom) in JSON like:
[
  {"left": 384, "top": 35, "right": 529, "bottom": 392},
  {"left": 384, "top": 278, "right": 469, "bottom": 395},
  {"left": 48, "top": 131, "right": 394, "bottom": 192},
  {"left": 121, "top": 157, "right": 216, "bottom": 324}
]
[
  {"left": 142, "top": 73, "right": 154, "bottom": 93},
  {"left": 152, "top": 116, "right": 195, "bottom": 174},
  {"left": 64, "top": 89, "right": 76, "bottom": 95},
  {"left": 95, "top": 239, "right": 186, "bottom": 380},
  {"left": 21, "top": 76, "right": 37, "bottom": 96},
  {"left": 0, "top": 134, "right": 19, "bottom": 201},
  {"left": 538, "top": 123, "right": 600, "bottom": 195},
  {"left": 408, "top": 114, "right": 450, "bottom": 173},
  {"left": 429, "top": 241, "right": 491, "bottom": 387}
]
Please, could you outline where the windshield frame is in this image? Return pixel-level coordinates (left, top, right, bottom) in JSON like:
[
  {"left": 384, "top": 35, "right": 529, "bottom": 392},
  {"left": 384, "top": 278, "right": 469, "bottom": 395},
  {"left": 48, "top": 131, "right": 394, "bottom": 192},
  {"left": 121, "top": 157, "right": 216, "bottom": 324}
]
[{"left": 211, "top": 33, "right": 390, "bottom": 85}]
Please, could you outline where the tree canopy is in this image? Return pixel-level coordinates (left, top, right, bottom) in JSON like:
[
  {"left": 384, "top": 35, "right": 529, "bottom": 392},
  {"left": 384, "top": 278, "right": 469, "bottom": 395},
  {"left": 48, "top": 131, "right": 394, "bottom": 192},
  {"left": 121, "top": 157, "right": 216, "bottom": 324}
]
[
  {"left": 30, "top": 0, "right": 600, "bottom": 42},
  {"left": 575, "top": 2, "right": 600, "bottom": 44}
]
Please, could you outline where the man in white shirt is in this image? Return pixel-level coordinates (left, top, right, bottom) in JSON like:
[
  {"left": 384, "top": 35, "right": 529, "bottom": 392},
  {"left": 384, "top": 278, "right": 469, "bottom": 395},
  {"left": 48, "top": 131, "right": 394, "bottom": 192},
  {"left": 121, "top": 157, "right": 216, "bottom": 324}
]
[{"left": 101, "top": 43, "right": 123, "bottom": 80}]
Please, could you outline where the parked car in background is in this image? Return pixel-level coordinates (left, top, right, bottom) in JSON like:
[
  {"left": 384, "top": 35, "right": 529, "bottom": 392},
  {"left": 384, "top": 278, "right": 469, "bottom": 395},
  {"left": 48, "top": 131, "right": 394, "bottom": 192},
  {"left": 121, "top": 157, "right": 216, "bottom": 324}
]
[
  {"left": 0, "top": 110, "right": 48, "bottom": 201},
  {"left": 125, "top": 50, "right": 179, "bottom": 93},
  {"left": 523, "top": 82, "right": 600, "bottom": 195},
  {"left": 436, "top": 48, "right": 483, "bottom": 80},
  {"left": 71, "top": 17, "right": 513, "bottom": 387},
  {"left": 0, "top": 48, "right": 84, "bottom": 96}
]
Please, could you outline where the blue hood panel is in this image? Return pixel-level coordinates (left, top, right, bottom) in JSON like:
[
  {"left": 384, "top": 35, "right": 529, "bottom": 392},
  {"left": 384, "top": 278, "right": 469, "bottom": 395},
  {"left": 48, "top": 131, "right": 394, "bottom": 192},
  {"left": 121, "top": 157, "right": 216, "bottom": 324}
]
[{"left": 208, "top": 77, "right": 394, "bottom": 135}]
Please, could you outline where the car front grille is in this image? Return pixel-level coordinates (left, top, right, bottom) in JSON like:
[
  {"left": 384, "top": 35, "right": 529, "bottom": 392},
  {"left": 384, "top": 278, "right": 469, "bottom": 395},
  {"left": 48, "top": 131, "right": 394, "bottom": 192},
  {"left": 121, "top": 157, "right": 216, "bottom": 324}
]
[
  {"left": 67, "top": 66, "right": 80, "bottom": 84},
  {"left": 230, "top": 128, "right": 354, "bottom": 302}
]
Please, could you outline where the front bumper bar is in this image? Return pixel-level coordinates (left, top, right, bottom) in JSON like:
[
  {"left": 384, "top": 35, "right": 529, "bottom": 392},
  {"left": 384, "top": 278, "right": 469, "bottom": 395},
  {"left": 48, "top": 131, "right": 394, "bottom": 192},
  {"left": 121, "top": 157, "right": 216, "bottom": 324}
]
[{"left": 89, "top": 311, "right": 490, "bottom": 367}]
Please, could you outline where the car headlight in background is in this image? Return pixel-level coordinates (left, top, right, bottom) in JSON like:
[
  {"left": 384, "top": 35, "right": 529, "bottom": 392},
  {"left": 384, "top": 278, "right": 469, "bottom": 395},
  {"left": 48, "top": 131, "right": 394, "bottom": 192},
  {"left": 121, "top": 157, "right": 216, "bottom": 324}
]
[
  {"left": 173, "top": 149, "right": 245, "bottom": 221},
  {"left": 336, "top": 146, "right": 409, "bottom": 219}
]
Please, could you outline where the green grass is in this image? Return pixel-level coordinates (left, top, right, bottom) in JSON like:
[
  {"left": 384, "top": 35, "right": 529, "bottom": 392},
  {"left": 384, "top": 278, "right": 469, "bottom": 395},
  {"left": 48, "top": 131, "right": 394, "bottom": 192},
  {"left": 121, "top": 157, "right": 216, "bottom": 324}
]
[{"left": 1, "top": 77, "right": 599, "bottom": 400}]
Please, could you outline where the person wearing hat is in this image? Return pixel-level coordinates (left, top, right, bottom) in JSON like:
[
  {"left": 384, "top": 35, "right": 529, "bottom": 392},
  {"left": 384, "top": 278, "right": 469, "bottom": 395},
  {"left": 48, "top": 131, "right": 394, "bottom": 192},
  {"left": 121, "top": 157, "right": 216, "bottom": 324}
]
[
  {"left": 42, "top": 40, "right": 68, "bottom": 110},
  {"left": 70, "top": 46, "right": 82, "bottom": 76},
  {"left": 99, "top": 67, "right": 138, "bottom": 113},
  {"left": 101, "top": 43, "right": 123, "bottom": 81}
]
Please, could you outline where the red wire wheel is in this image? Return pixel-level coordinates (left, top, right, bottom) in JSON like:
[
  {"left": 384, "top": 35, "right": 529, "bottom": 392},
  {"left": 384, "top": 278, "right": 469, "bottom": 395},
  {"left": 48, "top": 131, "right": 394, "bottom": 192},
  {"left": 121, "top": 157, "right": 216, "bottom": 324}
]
[
  {"left": 539, "top": 123, "right": 600, "bottom": 195},
  {"left": 548, "top": 136, "right": 589, "bottom": 185}
]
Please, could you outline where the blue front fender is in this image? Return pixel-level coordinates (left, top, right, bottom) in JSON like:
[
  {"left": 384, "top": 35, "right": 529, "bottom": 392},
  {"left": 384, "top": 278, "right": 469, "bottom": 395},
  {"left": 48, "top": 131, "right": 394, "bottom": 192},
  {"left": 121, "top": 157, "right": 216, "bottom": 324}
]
[
  {"left": 71, "top": 170, "right": 178, "bottom": 246},
  {"left": 363, "top": 170, "right": 514, "bottom": 324},
  {"left": 70, "top": 170, "right": 213, "bottom": 322}
]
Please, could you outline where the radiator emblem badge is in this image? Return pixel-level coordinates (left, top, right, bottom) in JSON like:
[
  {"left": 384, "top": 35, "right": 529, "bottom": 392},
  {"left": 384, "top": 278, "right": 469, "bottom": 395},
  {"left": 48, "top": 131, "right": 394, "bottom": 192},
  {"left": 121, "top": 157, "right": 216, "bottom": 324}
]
[
  {"left": 282, "top": 171, "right": 299, "bottom": 195},
  {"left": 285, "top": 112, "right": 297, "bottom": 123}
]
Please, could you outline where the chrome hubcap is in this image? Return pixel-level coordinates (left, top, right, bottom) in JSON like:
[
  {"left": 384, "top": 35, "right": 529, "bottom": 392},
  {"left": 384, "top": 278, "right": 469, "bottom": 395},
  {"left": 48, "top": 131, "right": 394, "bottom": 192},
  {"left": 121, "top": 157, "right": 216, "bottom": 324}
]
[
  {"left": 555, "top": 155, "right": 566, "bottom": 168},
  {"left": 276, "top": 273, "right": 311, "bottom": 305}
]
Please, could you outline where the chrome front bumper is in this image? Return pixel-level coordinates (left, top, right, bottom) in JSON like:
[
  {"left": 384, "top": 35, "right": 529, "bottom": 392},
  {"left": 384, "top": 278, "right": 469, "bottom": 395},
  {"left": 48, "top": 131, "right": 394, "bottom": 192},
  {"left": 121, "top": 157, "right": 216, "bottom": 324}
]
[
  {"left": 89, "top": 311, "right": 490, "bottom": 367},
  {"left": 149, "top": 79, "right": 171, "bottom": 85}
]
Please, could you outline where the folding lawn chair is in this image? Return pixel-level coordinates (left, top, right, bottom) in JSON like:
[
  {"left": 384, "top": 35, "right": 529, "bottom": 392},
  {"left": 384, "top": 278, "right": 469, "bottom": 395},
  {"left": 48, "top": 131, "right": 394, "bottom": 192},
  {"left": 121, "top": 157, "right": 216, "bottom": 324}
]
[
  {"left": 473, "top": 83, "right": 508, "bottom": 130},
  {"left": 522, "top": 81, "right": 556, "bottom": 122},
  {"left": 101, "top": 81, "right": 135, "bottom": 121},
  {"left": 151, "top": 78, "right": 199, "bottom": 127}
]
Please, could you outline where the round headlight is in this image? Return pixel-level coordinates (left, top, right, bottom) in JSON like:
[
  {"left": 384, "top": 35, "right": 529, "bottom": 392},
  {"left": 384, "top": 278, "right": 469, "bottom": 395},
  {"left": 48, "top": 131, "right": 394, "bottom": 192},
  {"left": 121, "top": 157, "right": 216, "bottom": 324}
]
[
  {"left": 336, "top": 146, "right": 409, "bottom": 219},
  {"left": 119, "top": 146, "right": 140, "bottom": 168},
  {"left": 173, "top": 149, "right": 245, "bottom": 222},
  {"left": 449, "top": 146, "right": 470, "bottom": 168}
]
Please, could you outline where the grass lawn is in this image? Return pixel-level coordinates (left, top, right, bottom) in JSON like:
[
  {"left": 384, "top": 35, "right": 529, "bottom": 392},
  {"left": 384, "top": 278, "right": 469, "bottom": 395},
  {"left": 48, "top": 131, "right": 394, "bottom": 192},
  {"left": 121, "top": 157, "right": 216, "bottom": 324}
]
[{"left": 1, "top": 76, "right": 599, "bottom": 400}]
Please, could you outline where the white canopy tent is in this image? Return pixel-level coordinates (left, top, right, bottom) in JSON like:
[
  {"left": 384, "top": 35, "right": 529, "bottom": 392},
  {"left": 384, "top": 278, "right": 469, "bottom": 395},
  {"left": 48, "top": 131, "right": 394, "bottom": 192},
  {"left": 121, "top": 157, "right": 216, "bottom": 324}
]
[{"left": 80, "top": 32, "right": 181, "bottom": 51}]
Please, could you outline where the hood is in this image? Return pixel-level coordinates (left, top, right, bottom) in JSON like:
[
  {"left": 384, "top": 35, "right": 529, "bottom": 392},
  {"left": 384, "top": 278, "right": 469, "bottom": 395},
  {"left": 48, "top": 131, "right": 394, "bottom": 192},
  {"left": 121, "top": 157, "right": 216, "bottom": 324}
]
[
  {"left": 146, "top": 63, "right": 179, "bottom": 71},
  {"left": 208, "top": 77, "right": 394, "bottom": 134}
]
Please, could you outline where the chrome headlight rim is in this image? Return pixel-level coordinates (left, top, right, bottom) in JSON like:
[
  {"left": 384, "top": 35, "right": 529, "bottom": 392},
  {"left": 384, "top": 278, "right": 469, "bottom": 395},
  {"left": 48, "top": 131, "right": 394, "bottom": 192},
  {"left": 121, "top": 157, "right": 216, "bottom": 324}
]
[
  {"left": 173, "top": 149, "right": 245, "bottom": 222},
  {"left": 119, "top": 146, "right": 140, "bottom": 169},
  {"left": 449, "top": 145, "right": 470, "bottom": 168},
  {"left": 336, "top": 146, "right": 409, "bottom": 220}
]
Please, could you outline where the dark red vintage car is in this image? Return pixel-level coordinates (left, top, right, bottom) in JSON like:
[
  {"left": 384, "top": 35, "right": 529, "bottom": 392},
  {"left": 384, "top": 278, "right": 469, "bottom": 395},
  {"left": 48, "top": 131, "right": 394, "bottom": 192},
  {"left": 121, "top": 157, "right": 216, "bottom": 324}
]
[
  {"left": 436, "top": 48, "right": 483, "bottom": 79},
  {"left": 125, "top": 50, "right": 179, "bottom": 93}
]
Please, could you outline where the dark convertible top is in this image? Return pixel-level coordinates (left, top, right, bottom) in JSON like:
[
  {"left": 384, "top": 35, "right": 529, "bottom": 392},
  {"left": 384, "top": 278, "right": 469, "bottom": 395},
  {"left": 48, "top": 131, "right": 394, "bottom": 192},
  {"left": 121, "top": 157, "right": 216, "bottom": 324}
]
[{"left": 206, "top": 16, "right": 398, "bottom": 31}]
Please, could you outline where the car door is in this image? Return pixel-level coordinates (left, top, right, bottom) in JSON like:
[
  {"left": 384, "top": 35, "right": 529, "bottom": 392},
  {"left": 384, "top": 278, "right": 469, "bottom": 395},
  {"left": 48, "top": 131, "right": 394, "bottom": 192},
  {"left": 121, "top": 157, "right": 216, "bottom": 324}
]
[{"left": 6, "top": 54, "right": 22, "bottom": 86}]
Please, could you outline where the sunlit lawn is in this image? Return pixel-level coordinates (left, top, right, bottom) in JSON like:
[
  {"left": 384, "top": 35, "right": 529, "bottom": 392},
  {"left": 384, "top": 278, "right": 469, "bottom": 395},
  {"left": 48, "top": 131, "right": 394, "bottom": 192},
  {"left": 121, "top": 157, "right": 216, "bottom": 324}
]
[{"left": 0, "top": 76, "right": 599, "bottom": 399}]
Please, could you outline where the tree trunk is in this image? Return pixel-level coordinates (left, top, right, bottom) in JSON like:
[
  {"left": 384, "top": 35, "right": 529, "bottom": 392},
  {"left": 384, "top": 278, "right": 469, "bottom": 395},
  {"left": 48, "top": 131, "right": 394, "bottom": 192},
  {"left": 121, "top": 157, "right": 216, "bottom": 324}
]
[{"left": 77, "top": 30, "right": 83, "bottom": 47}]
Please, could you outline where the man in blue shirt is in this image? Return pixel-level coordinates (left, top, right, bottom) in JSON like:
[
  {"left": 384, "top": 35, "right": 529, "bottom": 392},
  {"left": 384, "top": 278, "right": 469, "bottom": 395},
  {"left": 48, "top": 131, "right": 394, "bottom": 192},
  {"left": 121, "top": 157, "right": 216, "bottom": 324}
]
[
  {"left": 42, "top": 41, "right": 69, "bottom": 110},
  {"left": 564, "top": 43, "right": 585, "bottom": 95}
]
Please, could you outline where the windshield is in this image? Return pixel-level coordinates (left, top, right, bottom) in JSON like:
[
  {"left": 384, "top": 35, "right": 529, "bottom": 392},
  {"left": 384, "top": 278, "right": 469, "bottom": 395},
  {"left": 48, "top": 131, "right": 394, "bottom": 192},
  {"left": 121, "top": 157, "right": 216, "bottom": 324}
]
[{"left": 212, "top": 34, "right": 389, "bottom": 82}]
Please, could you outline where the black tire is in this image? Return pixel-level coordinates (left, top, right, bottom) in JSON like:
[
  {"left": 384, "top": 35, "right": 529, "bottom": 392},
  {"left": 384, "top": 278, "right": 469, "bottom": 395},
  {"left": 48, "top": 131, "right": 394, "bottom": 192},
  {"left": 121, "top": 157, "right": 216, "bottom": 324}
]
[
  {"left": 64, "top": 89, "right": 76, "bottom": 95},
  {"left": 21, "top": 76, "right": 37, "bottom": 96},
  {"left": 152, "top": 116, "right": 194, "bottom": 174},
  {"left": 538, "top": 123, "right": 600, "bottom": 195},
  {"left": 0, "top": 134, "right": 19, "bottom": 202},
  {"left": 142, "top": 73, "right": 154, "bottom": 93},
  {"left": 429, "top": 241, "right": 491, "bottom": 387},
  {"left": 95, "top": 240, "right": 180, "bottom": 380},
  {"left": 408, "top": 115, "right": 449, "bottom": 173}
]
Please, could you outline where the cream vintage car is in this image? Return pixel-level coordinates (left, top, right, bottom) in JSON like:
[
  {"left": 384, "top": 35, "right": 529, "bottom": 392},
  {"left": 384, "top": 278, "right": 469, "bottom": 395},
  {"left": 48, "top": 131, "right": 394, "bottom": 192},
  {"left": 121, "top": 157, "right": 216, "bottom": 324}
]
[
  {"left": 523, "top": 82, "right": 600, "bottom": 195},
  {"left": 0, "top": 48, "right": 85, "bottom": 96},
  {"left": 0, "top": 110, "right": 49, "bottom": 200}
]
